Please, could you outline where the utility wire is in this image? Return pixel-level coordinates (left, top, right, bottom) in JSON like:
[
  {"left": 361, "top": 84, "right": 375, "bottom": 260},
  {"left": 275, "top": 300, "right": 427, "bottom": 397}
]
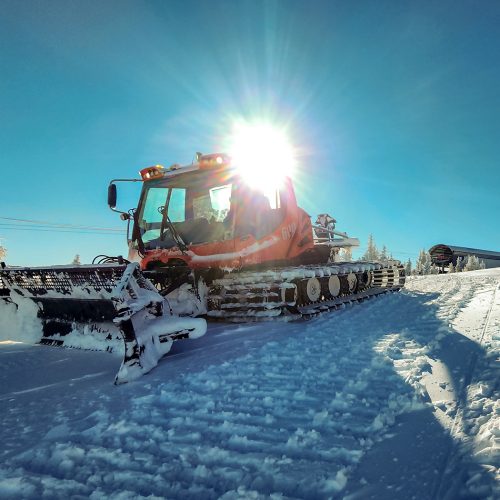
[
  {"left": 0, "top": 226, "right": 124, "bottom": 235},
  {"left": 0, "top": 224, "right": 124, "bottom": 234},
  {"left": 0, "top": 217, "right": 125, "bottom": 234},
  {"left": 0, "top": 216, "right": 124, "bottom": 232}
]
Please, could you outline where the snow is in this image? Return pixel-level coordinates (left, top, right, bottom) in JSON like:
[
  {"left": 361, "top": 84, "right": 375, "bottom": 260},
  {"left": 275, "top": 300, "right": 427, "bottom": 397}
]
[
  {"left": 114, "top": 313, "right": 207, "bottom": 384},
  {"left": 0, "top": 269, "right": 499, "bottom": 498},
  {"left": 166, "top": 282, "right": 208, "bottom": 316},
  {"left": 1, "top": 291, "right": 43, "bottom": 344}
]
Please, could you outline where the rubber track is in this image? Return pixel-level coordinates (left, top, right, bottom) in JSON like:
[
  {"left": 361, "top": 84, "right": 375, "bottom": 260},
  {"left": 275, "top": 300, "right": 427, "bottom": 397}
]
[{"left": 207, "top": 262, "right": 405, "bottom": 321}]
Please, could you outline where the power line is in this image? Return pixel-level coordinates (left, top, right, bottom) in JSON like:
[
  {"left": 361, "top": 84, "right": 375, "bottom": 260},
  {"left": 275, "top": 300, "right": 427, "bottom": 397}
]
[
  {"left": 0, "top": 216, "right": 126, "bottom": 237},
  {"left": 0, "top": 216, "right": 124, "bottom": 232},
  {"left": 0, "top": 226, "right": 124, "bottom": 235}
]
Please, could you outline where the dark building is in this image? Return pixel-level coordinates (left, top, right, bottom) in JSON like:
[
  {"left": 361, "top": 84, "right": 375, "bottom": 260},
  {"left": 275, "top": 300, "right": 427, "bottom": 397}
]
[{"left": 429, "top": 244, "right": 500, "bottom": 269}]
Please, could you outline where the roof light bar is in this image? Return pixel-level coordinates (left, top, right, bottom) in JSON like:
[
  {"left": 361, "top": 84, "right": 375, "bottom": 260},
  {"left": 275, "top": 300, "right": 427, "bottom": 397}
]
[
  {"left": 198, "top": 153, "right": 231, "bottom": 169},
  {"left": 139, "top": 165, "right": 165, "bottom": 181}
]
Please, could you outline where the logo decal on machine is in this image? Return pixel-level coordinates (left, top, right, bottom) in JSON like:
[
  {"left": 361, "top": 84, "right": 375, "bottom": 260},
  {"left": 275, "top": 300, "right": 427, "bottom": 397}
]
[{"left": 281, "top": 223, "right": 297, "bottom": 240}]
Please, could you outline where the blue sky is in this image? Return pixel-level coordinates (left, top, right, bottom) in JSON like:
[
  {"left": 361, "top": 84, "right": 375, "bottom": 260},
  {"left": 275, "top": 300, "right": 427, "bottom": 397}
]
[{"left": 1, "top": 0, "right": 499, "bottom": 266}]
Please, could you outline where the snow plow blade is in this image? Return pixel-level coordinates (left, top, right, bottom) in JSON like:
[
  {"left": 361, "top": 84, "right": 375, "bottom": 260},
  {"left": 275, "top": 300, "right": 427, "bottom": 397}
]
[{"left": 0, "top": 263, "right": 206, "bottom": 384}]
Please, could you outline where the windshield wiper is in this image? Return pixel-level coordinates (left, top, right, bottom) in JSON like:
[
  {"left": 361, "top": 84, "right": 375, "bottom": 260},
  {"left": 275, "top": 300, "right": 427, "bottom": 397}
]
[{"left": 159, "top": 203, "right": 188, "bottom": 254}]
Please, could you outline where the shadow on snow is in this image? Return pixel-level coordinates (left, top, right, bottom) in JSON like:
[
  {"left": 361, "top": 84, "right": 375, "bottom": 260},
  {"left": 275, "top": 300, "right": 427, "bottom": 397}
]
[{"left": 338, "top": 290, "right": 496, "bottom": 500}]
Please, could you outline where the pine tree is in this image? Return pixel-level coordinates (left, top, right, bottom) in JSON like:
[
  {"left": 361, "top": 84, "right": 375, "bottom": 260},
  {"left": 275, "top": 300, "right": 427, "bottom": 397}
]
[
  {"left": 415, "top": 249, "right": 423, "bottom": 274},
  {"left": 379, "top": 245, "right": 388, "bottom": 261},
  {"left": 455, "top": 256, "right": 464, "bottom": 272},
  {"left": 404, "top": 258, "right": 412, "bottom": 275},
  {"left": 448, "top": 262, "right": 455, "bottom": 273},
  {"left": 464, "top": 255, "right": 481, "bottom": 272},
  {"left": 362, "top": 234, "right": 379, "bottom": 261},
  {"left": 0, "top": 244, "right": 6, "bottom": 261},
  {"left": 479, "top": 259, "right": 486, "bottom": 270},
  {"left": 415, "top": 250, "right": 423, "bottom": 274},
  {"left": 415, "top": 249, "right": 432, "bottom": 275},
  {"left": 464, "top": 255, "right": 473, "bottom": 272},
  {"left": 72, "top": 254, "right": 81, "bottom": 265},
  {"left": 423, "top": 254, "right": 432, "bottom": 274}
]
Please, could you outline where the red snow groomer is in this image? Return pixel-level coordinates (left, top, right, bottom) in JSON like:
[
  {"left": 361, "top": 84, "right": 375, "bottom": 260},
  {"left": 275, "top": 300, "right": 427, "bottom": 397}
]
[{"left": 111, "top": 152, "right": 405, "bottom": 319}]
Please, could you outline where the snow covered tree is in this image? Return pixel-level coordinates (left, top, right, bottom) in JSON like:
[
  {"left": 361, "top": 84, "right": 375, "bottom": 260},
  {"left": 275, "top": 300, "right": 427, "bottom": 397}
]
[
  {"left": 464, "top": 255, "right": 482, "bottom": 272},
  {"left": 0, "top": 244, "right": 6, "bottom": 261},
  {"left": 415, "top": 250, "right": 424, "bottom": 274},
  {"left": 379, "top": 245, "right": 389, "bottom": 261},
  {"left": 448, "top": 262, "right": 455, "bottom": 273},
  {"left": 72, "top": 254, "right": 81, "bottom": 265},
  {"left": 430, "top": 264, "right": 440, "bottom": 274},
  {"left": 404, "top": 258, "right": 412, "bottom": 275},
  {"left": 362, "top": 234, "right": 379, "bottom": 261},
  {"left": 464, "top": 255, "right": 474, "bottom": 272},
  {"left": 415, "top": 249, "right": 432, "bottom": 275},
  {"left": 479, "top": 259, "right": 486, "bottom": 270},
  {"left": 455, "top": 256, "right": 465, "bottom": 272}
]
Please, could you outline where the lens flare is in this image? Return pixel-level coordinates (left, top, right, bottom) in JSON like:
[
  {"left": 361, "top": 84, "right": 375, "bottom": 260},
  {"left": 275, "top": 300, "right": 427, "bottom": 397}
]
[{"left": 227, "top": 121, "right": 296, "bottom": 188}]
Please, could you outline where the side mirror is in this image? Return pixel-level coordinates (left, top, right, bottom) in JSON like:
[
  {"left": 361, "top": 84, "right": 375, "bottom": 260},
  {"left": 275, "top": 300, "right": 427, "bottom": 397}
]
[{"left": 108, "top": 184, "right": 117, "bottom": 209}]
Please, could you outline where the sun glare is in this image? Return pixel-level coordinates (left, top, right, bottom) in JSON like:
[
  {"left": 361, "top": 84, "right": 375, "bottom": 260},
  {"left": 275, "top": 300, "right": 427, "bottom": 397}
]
[{"left": 227, "top": 121, "right": 296, "bottom": 189}]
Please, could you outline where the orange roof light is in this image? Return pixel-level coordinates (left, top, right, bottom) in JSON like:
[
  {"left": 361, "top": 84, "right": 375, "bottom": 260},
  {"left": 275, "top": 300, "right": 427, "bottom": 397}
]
[
  {"left": 140, "top": 165, "right": 165, "bottom": 181},
  {"left": 198, "top": 153, "right": 231, "bottom": 169}
]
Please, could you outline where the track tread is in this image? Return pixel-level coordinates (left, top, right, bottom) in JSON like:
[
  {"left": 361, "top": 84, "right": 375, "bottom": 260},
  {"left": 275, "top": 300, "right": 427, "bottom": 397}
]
[{"left": 207, "top": 261, "right": 405, "bottom": 321}]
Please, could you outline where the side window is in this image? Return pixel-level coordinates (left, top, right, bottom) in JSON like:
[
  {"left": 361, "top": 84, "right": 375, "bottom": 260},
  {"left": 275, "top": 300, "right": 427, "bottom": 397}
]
[
  {"left": 210, "top": 184, "right": 232, "bottom": 222},
  {"left": 168, "top": 188, "right": 186, "bottom": 222},
  {"left": 192, "top": 193, "right": 213, "bottom": 220},
  {"left": 191, "top": 184, "right": 232, "bottom": 222},
  {"left": 265, "top": 188, "right": 281, "bottom": 209},
  {"left": 234, "top": 186, "right": 285, "bottom": 239}
]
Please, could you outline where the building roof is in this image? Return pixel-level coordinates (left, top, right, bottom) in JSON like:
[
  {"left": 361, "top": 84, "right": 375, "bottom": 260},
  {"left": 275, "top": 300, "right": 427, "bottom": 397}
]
[{"left": 429, "top": 244, "right": 500, "bottom": 260}]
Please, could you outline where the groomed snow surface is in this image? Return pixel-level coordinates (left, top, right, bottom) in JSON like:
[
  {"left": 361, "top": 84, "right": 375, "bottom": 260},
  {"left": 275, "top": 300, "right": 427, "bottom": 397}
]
[{"left": 0, "top": 269, "right": 499, "bottom": 499}]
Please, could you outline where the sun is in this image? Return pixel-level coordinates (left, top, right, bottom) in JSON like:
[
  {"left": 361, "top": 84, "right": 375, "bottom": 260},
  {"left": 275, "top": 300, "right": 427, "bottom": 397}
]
[{"left": 226, "top": 120, "right": 296, "bottom": 189}]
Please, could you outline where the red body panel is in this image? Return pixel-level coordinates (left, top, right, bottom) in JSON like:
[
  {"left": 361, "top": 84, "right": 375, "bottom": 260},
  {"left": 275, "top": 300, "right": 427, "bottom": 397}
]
[{"left": 140, "top": 204, "right": 315, "bottom": 271}]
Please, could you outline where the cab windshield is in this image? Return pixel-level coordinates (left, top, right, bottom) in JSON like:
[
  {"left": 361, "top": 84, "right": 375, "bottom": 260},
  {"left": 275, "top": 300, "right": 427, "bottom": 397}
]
[{"left": 136, "top": 170, "right": 234, "bottom": 249}]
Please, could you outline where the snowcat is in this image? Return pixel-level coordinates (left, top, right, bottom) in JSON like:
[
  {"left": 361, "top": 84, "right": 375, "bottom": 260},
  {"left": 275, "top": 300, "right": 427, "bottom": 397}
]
[
  {"left": 0, "top": 152, "right": 405, "bottom": 382},
  {"left": 116, "top": 152, "right": 405, "bottom": 318}
]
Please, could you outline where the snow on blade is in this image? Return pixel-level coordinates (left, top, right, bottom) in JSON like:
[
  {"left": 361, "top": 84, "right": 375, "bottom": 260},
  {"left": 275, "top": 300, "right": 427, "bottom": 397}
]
[
  {"left": 114, "top": 312, "right": 207, "bottom": 384},
  {"left": 0, "top": 291, "right": 43, "bottom": 344},
  {"left": 166, "top": 282, "right": 208, "bottom": 316},
  {"left": 0, "top": 263, "right": 208, "bottom": 384}
]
